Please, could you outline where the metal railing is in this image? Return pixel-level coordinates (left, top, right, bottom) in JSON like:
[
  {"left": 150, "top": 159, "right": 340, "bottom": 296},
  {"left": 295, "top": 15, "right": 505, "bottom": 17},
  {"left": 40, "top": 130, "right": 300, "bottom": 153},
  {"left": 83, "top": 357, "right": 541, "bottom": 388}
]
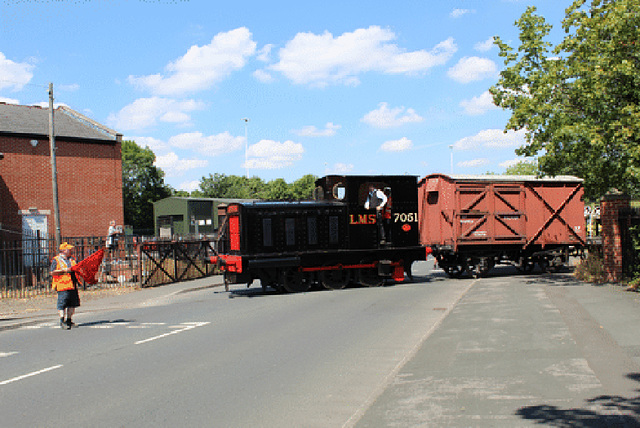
[{"left": 0, "top": 231, "right": 218, "bottom": 298}]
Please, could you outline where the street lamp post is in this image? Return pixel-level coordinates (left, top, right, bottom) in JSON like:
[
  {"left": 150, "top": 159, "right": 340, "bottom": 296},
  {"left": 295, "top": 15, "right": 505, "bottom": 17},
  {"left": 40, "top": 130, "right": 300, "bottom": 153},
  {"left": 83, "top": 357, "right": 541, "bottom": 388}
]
[
  {"left": 243, "top": 118, "right": 249, "bottom": 178},
  {"left": 449, "top": 145, "right": 454, "bottom": 175}
]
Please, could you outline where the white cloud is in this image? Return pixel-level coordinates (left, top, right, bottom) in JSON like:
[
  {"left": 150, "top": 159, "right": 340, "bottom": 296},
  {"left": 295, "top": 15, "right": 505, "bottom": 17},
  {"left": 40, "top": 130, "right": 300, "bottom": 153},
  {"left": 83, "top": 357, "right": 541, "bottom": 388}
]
[
  {"left": 178, "top": 180, "right": 201, "bottom": 193},
  {"left": 458, "top": 158, "right": 490, "bottom": 168},
  {"left": 127, "top": 27, "right": 256, "bottom": 96},
  {"left": 107, "top": 97, "right": 205, "bottom": 130},
  {"left": 244, "top": 139, "right": 304, "bottom": 169},
  {"left": 326, "top": 163, "right": 354, "bottom": 174},
  {"left": 380, "top": 137, "right": 413, "bottom": 152},
  {"left": 129, "top": 135, "right": 169, "bottom": 153},
  {"left": 0, "top": 96, "right": 19, "bottom": 104},
  {"left": 0, "top": 52, "right": 33, "bottom": 91},
  {"left": 292, "top": 122, "right": 341, "bottom": 137},
  {"left": 447, "top": 56, "right": 497, "bottom": 83},
  {"left": 362, "top": 102, "right": 424, "bottom": 128},
  {"left": 453, "top": 129, "right": 527, "bottom": 151},
  {"left": 268, "top": 26, "right": 457, "bottom": 87},
  {"left": 474, "top": 37, "right": 495, "bottom": 52},
  {"left": 253, "top": 69, "right": 274, "bottom": 83},
  {"left": 168, "top": 131, "right": 244, "bottom": 157},
  {"left": 257, "top": 44, "right": 273, "bottom": 62},
  {"left": 450, "top": 8, "right": 475, "bottom": 18},
  {"left": 460, "top": 91, "right": 498, "bottom": 115},
  {"left": 155, "top": 152, "right": 209, "bottom": 177}
]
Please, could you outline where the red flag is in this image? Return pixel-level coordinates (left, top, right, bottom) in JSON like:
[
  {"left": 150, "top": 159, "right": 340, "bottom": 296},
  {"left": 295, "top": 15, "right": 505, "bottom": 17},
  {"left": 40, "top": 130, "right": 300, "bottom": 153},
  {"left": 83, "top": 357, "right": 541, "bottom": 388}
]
[{"left": 72, "top": 249, "right": 105, "bottom": 285}]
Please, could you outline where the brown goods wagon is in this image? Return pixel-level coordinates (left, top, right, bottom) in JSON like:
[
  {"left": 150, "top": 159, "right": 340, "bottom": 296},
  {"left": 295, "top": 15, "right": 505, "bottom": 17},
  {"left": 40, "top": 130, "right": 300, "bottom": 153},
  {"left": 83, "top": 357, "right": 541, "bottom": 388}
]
[{"left": 418, "top": 174, "right": 586, "bottom": 277}]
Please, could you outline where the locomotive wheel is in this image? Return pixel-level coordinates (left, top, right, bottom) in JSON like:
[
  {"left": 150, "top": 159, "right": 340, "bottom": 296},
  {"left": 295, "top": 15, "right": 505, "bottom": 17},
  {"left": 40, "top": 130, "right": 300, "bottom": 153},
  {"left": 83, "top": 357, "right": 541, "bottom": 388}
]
[
  {"left": 357, "top": 268, "right": 383, "bottom": 287},
  {"left": 282, "top": 269, "right": 310, "bottom": 293},
  {"left": 320, "top": 268, "right": 351, "bottom": 290}
]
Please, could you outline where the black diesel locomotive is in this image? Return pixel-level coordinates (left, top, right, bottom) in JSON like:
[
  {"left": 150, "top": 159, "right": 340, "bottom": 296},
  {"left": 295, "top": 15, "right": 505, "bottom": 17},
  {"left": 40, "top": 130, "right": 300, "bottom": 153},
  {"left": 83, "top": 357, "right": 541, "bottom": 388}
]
[{"left": 211, "top": 175, "right": 428, "bottom": 292}]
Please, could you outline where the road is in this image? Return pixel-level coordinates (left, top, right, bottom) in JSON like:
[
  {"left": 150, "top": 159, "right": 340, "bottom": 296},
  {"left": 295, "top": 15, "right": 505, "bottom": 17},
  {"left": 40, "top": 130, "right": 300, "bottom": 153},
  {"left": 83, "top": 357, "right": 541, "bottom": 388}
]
[
  {"left": 1, "top": 261, "right": 469, "bottom": 427},
  {"left": 2, "top": 262, "right": 640, "bottom": 427}
]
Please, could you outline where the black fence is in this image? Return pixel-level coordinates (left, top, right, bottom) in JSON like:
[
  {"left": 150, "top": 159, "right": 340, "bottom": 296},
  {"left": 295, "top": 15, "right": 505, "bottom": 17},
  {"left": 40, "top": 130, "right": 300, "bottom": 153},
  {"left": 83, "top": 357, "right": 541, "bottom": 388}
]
[
  {"left": 0, "top": 231, "right": 219, "bottom": 298},
  {"left": 619, "top": 207, "right": 640, "bottom": 280}
]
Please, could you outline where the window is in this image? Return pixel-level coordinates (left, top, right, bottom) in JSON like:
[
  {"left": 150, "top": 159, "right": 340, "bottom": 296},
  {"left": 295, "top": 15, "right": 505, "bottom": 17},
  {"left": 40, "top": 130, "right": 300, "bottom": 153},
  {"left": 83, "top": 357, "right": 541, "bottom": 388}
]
[{"left": 333, "top": 183, "right": 345, "bottom": 200}]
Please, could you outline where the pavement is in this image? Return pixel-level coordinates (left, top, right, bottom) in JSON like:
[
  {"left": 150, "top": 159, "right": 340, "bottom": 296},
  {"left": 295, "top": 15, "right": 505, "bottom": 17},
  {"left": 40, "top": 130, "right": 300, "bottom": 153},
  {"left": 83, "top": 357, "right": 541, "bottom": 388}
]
[
  {"left": 355, "top": 271, "right": 640, "bottom": 427},
  {"left": 0, "top": 275, "right": 225, "bottom": 332}
]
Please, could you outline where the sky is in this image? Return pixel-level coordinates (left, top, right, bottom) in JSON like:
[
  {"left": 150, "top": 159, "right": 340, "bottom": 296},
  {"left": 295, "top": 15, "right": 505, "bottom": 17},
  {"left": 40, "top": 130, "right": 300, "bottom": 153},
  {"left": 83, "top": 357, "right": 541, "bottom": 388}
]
[{"left": 0, "top": 0, "right": 570, "bottom": 192}]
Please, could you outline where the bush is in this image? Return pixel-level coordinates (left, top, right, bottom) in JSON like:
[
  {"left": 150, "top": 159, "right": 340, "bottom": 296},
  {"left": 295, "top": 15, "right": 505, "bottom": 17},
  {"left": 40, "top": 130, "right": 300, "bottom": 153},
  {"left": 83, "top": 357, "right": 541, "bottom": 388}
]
[{"left": 574, "top": 251, "right": 607, "bottom": 283}]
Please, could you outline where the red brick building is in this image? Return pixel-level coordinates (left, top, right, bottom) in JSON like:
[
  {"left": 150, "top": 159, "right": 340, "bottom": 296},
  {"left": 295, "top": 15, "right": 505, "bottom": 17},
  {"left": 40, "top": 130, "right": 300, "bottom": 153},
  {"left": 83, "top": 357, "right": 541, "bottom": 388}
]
[{"left": 0, "top": 103, "right": 124, "bottom": 239}]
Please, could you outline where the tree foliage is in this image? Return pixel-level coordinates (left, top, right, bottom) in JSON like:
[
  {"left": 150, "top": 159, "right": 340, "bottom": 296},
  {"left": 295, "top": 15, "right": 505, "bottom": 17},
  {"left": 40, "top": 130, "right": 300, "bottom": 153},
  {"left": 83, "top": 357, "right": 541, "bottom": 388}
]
[
  {"left": 121, "top": 140, "right": 171, "bottom": 232},
  {"left": 491, "top": 0, "right": 640, "bottom": 199},
  {"left": 194, "top": 173, "right": 318, "bottom": 200},
  {"left": 504, "top": 160, "right": 539, "bottom": 176}
]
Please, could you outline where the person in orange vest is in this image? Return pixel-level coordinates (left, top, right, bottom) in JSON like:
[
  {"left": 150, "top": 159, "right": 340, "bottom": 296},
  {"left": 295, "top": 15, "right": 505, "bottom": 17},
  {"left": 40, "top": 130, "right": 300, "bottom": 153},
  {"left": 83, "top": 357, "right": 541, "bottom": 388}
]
[{"left": 51, "top": 242, "right": 80, "bottom": 330}]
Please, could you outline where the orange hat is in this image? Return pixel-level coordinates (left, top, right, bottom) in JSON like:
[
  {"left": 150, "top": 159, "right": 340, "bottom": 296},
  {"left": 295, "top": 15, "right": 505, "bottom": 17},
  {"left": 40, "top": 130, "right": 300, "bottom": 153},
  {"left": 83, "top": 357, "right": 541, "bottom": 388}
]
[{"left": 59, "top": 242, "right": 74, "bottom": 250}]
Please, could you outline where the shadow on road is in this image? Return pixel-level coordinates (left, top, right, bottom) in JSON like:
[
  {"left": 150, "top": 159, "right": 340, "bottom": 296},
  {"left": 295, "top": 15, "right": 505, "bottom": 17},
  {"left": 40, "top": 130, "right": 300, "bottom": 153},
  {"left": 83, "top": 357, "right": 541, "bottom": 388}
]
[
  {"left": 516, "top": 373, "right": 640, "bottom": 427},
  {"left": 78, "top": 318, "right": 135, "bottom": 327}
]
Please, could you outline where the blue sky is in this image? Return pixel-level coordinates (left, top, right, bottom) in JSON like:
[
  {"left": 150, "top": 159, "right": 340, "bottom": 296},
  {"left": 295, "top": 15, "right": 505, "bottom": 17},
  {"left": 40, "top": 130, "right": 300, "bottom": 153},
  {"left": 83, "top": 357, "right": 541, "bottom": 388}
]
[{"left": 1, "top": 0, "right": 568, "bottom": 192}]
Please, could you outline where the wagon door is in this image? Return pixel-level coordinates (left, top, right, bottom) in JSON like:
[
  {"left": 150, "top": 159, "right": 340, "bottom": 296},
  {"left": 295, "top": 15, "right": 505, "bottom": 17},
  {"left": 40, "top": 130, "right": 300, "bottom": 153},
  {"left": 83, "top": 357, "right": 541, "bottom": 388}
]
[{"left": 455, "top": 181, "right": 526, "bottom": 247}]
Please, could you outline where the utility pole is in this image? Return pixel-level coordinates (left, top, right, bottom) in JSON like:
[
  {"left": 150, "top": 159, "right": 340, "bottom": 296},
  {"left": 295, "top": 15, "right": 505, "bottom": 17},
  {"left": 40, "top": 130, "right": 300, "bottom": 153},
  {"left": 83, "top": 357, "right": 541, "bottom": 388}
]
[{"left": 49, "top": 83, "right": 62, "bottom": 248}]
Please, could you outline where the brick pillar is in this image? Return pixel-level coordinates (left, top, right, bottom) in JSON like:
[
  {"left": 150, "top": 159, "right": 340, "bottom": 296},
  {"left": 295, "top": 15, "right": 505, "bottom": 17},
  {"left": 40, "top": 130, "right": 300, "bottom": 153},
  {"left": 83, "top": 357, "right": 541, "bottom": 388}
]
[{"left": 601, "top": 191, "right": 630, "bottom": 283}]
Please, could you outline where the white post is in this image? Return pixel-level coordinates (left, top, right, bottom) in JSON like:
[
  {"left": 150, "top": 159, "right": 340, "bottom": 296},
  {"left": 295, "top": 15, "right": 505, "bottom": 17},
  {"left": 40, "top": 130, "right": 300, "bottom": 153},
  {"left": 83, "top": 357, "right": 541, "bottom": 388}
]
[{"left": 243, "top": 118, "right": 249, "bottom": 178}]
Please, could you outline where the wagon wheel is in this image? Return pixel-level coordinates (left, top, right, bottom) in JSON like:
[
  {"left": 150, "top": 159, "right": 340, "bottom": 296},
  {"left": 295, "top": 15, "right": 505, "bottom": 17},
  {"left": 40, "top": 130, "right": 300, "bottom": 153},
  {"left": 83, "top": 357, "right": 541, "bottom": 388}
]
[
  {"left": 320, "top": 268, "right": 351, "bottom": 290},
  {"left": 357, "top": 267, "right": 383, "bottom": 287},
  {"left": 436, "top": 254, "right": 465, "bottom": 278},
  {"left": 282, "top": 269, "right": 310, "bottom": 293},
  {"left": 442, "top": 263, "right": 465, "bottom": 278},
  {"left": 516, "top": 257, "right": 535, "bottom": 274},
  {"left": 466, "top": 257, "right": 493, "bottom": 278}
]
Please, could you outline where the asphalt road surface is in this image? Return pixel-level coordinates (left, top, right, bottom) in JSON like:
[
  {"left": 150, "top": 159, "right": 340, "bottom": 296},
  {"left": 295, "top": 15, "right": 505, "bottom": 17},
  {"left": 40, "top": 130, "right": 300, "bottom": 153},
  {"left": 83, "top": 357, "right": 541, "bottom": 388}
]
[
  {"left": 1, "top": 261, "right": 469, "bottom": 427},
  {"left": 2, "top": 261, "right": 640, "bottom": 427}
]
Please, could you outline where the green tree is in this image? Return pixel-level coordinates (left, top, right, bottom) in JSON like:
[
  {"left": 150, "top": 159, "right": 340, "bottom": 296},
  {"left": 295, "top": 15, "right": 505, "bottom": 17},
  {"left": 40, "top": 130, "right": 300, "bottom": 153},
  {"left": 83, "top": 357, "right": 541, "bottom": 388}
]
[
  {"left": 264, "top": 178, "right": 291, "bottom": 200},
  {"left": 290, "top": 174, "right": 318, "bottom": 200},
  {"left": 504, "top": 160, "right": 539, "bottom": 176},
  {"left": 196, "top": 174, "right": 266, "bottom": 199},
  {"left": 121, "top": 140, "right": 171, "bottom": 232},
  {"left": 196, "top": 173, "right": 318, "bottom": 200},
  {"left": 491, "top": 0, "right": 640, "bottom": 199}
]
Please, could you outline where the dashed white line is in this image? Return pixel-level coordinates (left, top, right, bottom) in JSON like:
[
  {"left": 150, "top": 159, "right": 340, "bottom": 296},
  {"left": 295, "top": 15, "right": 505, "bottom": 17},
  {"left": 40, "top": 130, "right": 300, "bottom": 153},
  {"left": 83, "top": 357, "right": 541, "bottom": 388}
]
[
  {"left": 0, "top": 365, "right": 63, "bottom": 386},
  {"left": 0, "top": 352, "right": 18, "bottom": 358},
  {"left": 135, "top": 322, "right": 210, "bottom": 345}
]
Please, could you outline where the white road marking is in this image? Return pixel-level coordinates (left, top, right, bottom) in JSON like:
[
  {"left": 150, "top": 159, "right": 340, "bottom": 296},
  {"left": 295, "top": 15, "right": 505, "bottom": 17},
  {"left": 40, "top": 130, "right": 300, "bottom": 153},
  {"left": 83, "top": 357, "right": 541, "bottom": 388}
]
[
  {"left": 0, "top": 365, "right": 63, "bottom": 386},
  {"left": 0, "top": 352, "right": 18, "bottom": 358},
  {"left": 135, "top": 322, "right": 210, "bottom": 345}
]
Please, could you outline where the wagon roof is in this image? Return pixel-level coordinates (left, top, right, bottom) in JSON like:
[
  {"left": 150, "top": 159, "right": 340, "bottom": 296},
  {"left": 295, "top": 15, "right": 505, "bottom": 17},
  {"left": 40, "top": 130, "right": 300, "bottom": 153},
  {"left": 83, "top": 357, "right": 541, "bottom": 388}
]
[{"left": 420, "top": 173, "right": 583, "bottom": 184}]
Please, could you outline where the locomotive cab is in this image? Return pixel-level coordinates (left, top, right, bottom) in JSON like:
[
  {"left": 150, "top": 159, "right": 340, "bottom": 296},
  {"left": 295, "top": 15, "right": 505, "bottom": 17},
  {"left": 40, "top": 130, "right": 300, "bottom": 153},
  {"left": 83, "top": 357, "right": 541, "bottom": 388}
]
[{"left": 314, "top": 175, "right": 421, "bottom": 249}]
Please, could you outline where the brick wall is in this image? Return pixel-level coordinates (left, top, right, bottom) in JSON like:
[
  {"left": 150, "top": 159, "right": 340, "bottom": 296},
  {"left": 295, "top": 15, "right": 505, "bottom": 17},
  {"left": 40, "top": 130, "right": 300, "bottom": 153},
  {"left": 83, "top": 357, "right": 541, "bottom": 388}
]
[
  {"left": 600, "top": 191, "right": 630, "bottom": 283},
  {"left": 0, "top": 135, "right": 124, "bottom": 238}
]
